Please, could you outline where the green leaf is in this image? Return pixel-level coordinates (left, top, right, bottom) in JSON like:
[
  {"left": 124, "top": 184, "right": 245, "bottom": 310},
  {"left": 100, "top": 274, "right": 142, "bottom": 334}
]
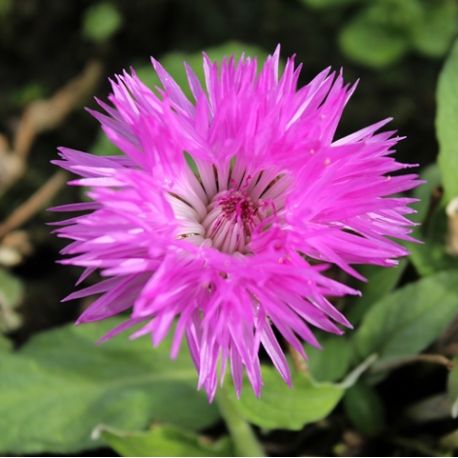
[
  {"left": 410, "top": 0, "right": 458, "bottom": 58},
  {"left": 97, "top": 424, "right": 233, "bottom": 457},
  {"left": 448, "top": 356, "right": 458, "bottom": 418},
  {"left": 408, "top": 165, "right": 456, "bottom": 276},
  {"left": 0, "top": 268, "right": 23, "bottom": 332},
  {"left": 409, "top": 208, "right": 456, "bottom": 276},
  {"left": 343, "top": 381, "right": 385, "bottom": 436},
  {"left": 437, "top": 38, "right": 458, "bottom": 203},
  {"left": 355, "top": 271, "right": 458, "bottom": 368},
  {"left": 406, "top": 393, "right": 452, "bottom": 423},
  {"left": 0, "top": 334, "right": 12, "bottom": 352},
  {"left": 0, "top": 268, "right": 22, "bottom": 309},
  {"left": 347, "top": 262, "right": 407, "bottom": 325},
  {"left": 231, "top": 365, "right": 344, "bottom": 430},
  {"left": 0, "top": 319, "right": 219, "bottom": 454},
  {"left": 412, "top": 164, "right": 442, "bottom": 225},
  {"left": 307, "top": 336, "right": 353, "bottom": 382},
  {"left": 440, "top": 428, "right": 458, "bottom": 450},
  {"left": 82, "top": 2, "right": 122, "bottom": 44},
  {"left": 339, "top": 7, "right": 409, "bottom": 68}
]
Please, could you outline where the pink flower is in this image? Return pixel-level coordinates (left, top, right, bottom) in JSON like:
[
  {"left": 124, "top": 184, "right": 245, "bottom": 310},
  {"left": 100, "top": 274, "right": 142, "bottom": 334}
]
[{"left": 52, "top": 46, "right": 420, "bottom": 400}]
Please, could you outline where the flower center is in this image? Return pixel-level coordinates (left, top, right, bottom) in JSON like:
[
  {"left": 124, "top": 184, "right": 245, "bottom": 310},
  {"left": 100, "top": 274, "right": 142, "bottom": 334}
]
[
  {"left": 168, "top": 159, "right": 290, "bottom": 255},
  {"left": 201, "top": 189, "right": 262, "bottom": 253}
]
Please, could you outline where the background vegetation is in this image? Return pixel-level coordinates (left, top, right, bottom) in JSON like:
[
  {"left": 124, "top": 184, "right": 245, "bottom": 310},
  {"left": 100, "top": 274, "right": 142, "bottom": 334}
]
[{"left": 1, "top": 0, "right": 458, "bottom": 456}]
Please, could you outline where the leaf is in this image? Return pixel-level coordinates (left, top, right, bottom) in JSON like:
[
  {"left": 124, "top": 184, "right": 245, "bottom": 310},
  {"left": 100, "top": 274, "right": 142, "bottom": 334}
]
[
  {"left": 340, "top": 353, "right": 379, "bottom": 389},
  {"left": 339, "top": 7, "right": 409, "bottom": 68},
  {"left": 406, "top": 393, "right": 453, "bottom": 423},
  {"left": 307, "top": 336, "right": 353, "bottom": 382},
  {"left": 231, "top": 365, "right": 344, "bottom": 430},
  {"left": 437, "top": 38, "right": 458, "bottom": 203},
  {"left": 0, "top": 268, "right": 23, "bottom": 309},
  {"left": 0, "top": 334, "right": 12, "bottom": 352},
  {"left": 408, "top": 165, "right": 456, "bottom": 276},
  {"left": 0, "top": 318, "right": 219, "bottom": 454},
  {"left": 448, "top": 356, "right": 458, "bottom": 418},
  {"left": 412, "top": 164, "right": 442, "bottom": 225},
  {"left": 343, "top": 381, "right": 385, "bottom": 436},
  {"left": 97, "top": 424, "right": 233, "bottom": 457},
  {"left": 347, "top": 261, "right": 407, "bottom": 325},
  {"left": 82, "top": 2, "right": 122, "bottom": 44},
  {"left": 440, "top": 428, "right": 458, "bottom": 450},
  {"left": 409, "top": 208, "right": 456, "bottom": 276},
  {"left": 409, "top": 0, "right": 458, "bottom": 58},
  {"left": 355, "top": 271, "right": 458, "bottom": 368},
  {"left": 0, "top": 268, "right": 23, "bottom": 332}
]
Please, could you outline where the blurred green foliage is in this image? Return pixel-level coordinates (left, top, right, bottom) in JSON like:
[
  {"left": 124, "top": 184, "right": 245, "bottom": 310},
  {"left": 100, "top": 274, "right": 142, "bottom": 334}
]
[
  {"left": 226, "top": 365, "right": 344, "bottom": 431},
  {"left": 0, "top": 269, "right": 23, "bottom": 332},
  {"left": 0, "top": 319, "right": 219, "bottom": 453},
  {"left": 355, "top": 271, "right": 458, "bottom": 366},
  {"left": 82, "top": 2, "right": 122, "bottom": 44},
  {"left": 99, "top": 425, "right": 234, "bottom": 457},
  {"left": 307, "top": 335, "right": 353, "bottom": 382},
  {"left": 0, "top": 0, "right": 10, "bottom": 21},
  {"left": 409, "top": 165, "right": 457, "bottom": 275},
  {"left": 343, "top": 381, "right": 386, "bottom": 436},
  {"left": 437, "top": 39, "right": 458, "bottom": 203},
  {"left": 302, "top": 0, "right": 458, "bottom": 68}
]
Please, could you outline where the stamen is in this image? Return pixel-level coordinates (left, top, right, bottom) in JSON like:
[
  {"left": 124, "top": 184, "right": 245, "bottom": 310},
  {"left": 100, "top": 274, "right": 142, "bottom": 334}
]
[
  {"left": 202, "top": 189, "right": 262, "bottom": 253},
  {"left": 170, "top": 159, "right": 289, "bottom": 254}
]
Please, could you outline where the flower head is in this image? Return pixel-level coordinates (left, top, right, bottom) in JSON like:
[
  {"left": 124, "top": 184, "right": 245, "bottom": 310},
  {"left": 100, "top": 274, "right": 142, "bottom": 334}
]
[{"left": 52, "top": 46, "right": 420, "bottom": 400}]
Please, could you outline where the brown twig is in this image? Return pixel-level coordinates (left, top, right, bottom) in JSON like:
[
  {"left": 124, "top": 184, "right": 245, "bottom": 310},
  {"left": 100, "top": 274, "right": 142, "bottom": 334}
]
[
  {"left": 0, "top": 171, "right": 68, "bottom": 239},
  {"left": 14, "top": 60, "right": 102, "bottom": 160},
  {"left": 0, "top": 60, "right": 102, "bottom": 194},
  {"left": 446, "top": 197, "right": 458, "bottom": 256},
  {"left": 0, "top": 58, "right": 102, "bottom": 250},
  {"left": 422, "top": 185, "right": 444, "bottom": 233},
  {"left": 288, "top": 344, "right": 309, "bottom": 375},
  {"left": 372, "top": 353, "right": 454, "bottom": 373}
]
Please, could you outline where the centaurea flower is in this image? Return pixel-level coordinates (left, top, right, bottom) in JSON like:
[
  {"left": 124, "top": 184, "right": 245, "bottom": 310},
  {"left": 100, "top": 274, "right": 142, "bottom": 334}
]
[{"left": 52, "top": 47, "right": 420, "bottom": 400}]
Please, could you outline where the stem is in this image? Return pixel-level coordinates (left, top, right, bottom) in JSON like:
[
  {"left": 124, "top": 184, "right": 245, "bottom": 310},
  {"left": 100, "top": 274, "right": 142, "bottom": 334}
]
[
  {"left": 371, "top": 353, "right": 453, "bottom": 373},
  {"left": 288, "top": 343, "right": 309, "bottom": 375},
  {"left": 216, "top": 388, "right": 265, "bottom": 457}
]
